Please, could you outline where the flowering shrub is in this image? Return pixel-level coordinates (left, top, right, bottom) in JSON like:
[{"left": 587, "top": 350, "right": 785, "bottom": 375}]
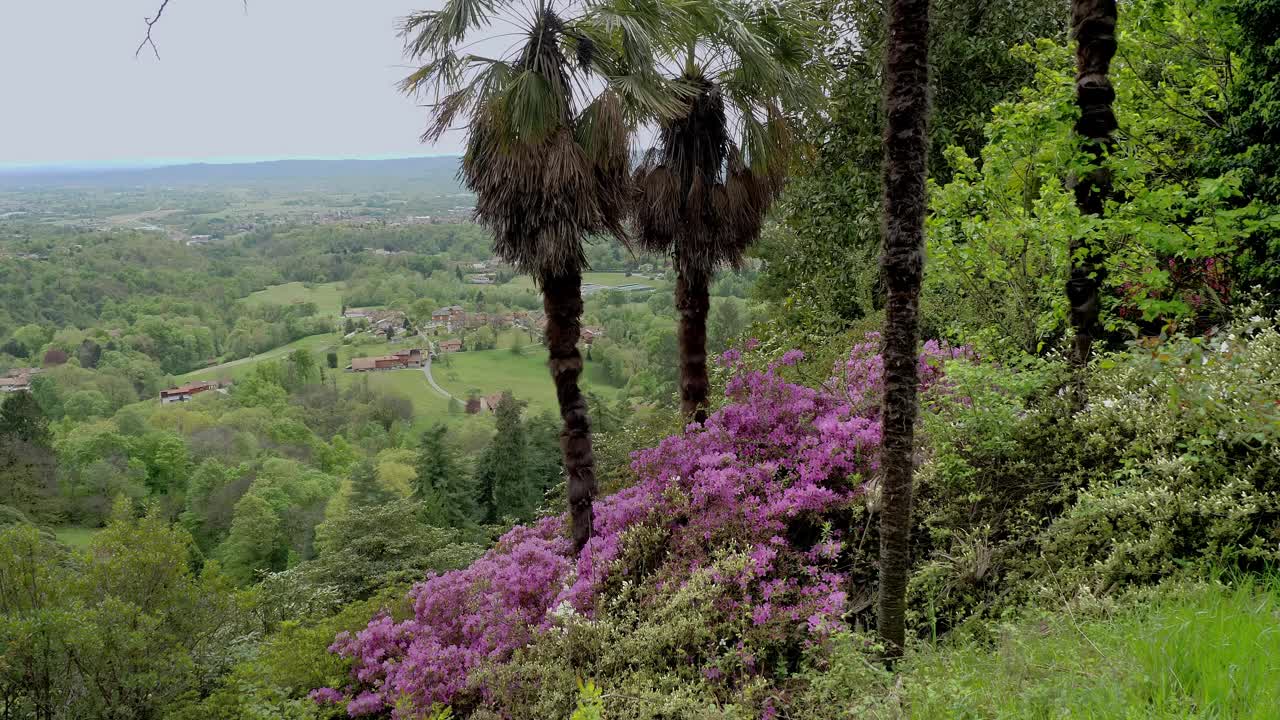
[{"left": 320, "top": 339, "right": 968, "bottom": 717}]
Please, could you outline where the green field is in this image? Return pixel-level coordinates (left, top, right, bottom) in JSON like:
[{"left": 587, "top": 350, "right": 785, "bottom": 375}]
[
  {"left": 54, "top": 526, "right": 101, "bottom": 550},
  {"left": 505, "top": 271, "right": 662, "bottom": 292},
  {"left": 242, "top": 281, "right": 347, "bottom": 318},
  {"left": 180, "top": 333, "right": 342, "bottom": 383},
  {"left": 436, "top": 344, "right": 621, "bottom": 414}
]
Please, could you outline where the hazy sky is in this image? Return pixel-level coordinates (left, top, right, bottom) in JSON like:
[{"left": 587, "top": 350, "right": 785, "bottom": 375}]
[{"left": 0, "top": 0, "right": 465, "bottom": 166}]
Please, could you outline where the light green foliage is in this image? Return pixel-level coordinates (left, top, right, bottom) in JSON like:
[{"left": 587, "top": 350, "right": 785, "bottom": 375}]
[
  {"left": 1041, "top": 311, "right": 1280, "bottom": 588},
  {"left": 478, "top": 542, "right": 775, "bottom": 719},
  {"left": 168, "top": 586, "right": 415, "bottom": 720},
  {"left": 571, "top": 679, "right": 605, "bottom": 720},
  {"left": 309, "top": 498, "right": 483, "bottom": 601},
  {"left": 0, "top": 501, "right": 240, "bottom": 719},
  {"left": 220, "top": 493, "right": 286, "bottom": 584},
  {"left": 902, "top": 312, "right": 1280, "bottom": 635},
  {"left": 926, "top": 3, "right": 1280, "bottom": 355}
]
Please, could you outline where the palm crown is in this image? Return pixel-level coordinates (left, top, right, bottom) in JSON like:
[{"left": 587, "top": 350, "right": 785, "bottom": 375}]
[
  {"left": 633, "top": 0, "right": 817, "bottom": 275},
  {"left": 400, "top": 0, "right": 693, "bottom": 281}
]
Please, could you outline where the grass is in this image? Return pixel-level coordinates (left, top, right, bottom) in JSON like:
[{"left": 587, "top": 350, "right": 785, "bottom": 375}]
[
  {"left": 179, "top": 333, "right": 342, "bottom": 383},
  {"left": 826, "top": 575, "right": 1280, "bottom": 718},
  {"left": 504, "top": 271, "right": 662, "bottom": 292},
  {"left": 54, "top": 526, "right": 101, "bottom": 550},
  {"left": 435, "top": 344, "right": 622, "bottom": 415},
  {"left": 242, "top": 281, "right": 348, "bottom": 318}
]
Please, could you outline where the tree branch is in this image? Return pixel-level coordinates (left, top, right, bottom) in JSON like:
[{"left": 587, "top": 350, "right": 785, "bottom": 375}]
[
  {"left": 135, "top": 1, "right": 247, "bottom": 60},
  {"left": 135, "top": 0, "right": 173, "bottom": 60}
]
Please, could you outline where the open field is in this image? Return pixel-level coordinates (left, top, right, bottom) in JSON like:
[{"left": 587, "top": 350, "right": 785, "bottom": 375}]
[
  {"left": 54, "top": 526, "right": 101, "bottom": 550},
  {"left": 505, "top": 271, "right": 664, "bottom": 293},
  {"left": 435, "top": 344, "right": 621, "bottom": 414},
  {"left": 179, "top": 333, "right": 342, "bottom": 383},
  {"left": 242, "top": 281, "right": 348, "bottom": 318}
]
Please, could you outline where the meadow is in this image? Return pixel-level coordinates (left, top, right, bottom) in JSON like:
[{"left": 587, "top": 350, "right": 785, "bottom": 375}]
[{"left": 242, "top": 281, "right": 348, "bottom": 318}]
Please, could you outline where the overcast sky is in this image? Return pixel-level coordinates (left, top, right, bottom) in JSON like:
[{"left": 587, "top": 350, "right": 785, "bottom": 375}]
[{"left": 0, "top": 0, "right": 465, "bottom": 167}]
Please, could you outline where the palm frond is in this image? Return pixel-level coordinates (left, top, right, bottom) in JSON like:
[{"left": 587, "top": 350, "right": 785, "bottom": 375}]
[{"left": 401, "top": 0, "right": 506, "bottom": 59}]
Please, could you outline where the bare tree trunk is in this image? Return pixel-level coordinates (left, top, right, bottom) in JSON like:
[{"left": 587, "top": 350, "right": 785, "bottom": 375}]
[
  {"left": 543, "top": 269, "right": 597, "bottom": 553},
  {"left": 676, "top": 268, "right": 711, "bottom": 424},
  {"left": 876, "top": 0, "right": 931, "bottom": 662},
  {"left": 1068, "top": 0, "right": 1117, "bottom": 367}
]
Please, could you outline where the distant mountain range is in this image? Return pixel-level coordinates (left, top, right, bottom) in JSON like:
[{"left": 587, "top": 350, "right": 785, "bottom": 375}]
[{"left": 0, "top": 156, "right": 463, "bottom": 188}]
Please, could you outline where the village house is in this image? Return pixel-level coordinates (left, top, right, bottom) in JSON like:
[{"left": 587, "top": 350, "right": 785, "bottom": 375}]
[
  {"left": 431, "top": 306, "right": 466, "bottom": 331},
  {"left": 347, "top": 348, "right": 425, "bottom": 372},
  {"left": 581, "top": 326, "right": 606, "bottom": 344},
  {"left": 437, "top": 338, "right": 463, "bottom": 354},
  {"left": 159, "top": 381, "right": 220, "bottom": 404},
  {"left": 467, "top": 274, "right": 496, "bottom": 285},
  {"left": 0, "top": 367, "right": 41, "bottom": 393}
]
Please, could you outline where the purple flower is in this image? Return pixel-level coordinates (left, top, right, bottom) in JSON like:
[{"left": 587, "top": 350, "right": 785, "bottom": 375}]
[{"left": 320, "top": 334, "right": 972, "bottom": 715}]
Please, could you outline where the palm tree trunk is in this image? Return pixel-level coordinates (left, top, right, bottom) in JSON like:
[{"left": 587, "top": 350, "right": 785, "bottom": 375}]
[
  {"left": 543, "top": 268, "right": 597, "bottom": 553},
  {"left": 1068, "top": 0, "right": 1117, "bottom": 367},
  {"left": 676, "top": 267, "right": 711, "bottom": 424},
  {"left": 876, "top": 0, "right": 931, "bottom": 661}
]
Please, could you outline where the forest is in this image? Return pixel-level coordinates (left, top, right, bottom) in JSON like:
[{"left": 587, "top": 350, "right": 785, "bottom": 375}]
[{"left": 1, "top": 0, "right": 1279, "bottom": 717}]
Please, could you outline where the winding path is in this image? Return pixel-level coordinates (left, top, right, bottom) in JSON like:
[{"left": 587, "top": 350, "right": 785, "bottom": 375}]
[{"left": 421, "top": 356, "right": 458, "bottom": 402}]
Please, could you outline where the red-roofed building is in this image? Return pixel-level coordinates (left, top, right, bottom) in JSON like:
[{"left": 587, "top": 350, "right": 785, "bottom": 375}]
[{"left": 159, "top": 381, "right": 219, "bottom": 404}]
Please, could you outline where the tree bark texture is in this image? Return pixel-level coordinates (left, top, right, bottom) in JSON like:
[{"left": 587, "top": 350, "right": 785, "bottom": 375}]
[
  {"left": 542, "top": 269, "right": 597, "bottom": 553},
  {"left": 1068, "top": 0, "right": 1117, "bottom": 366},
  {"left": 876, "top": 0, "right": 930, "bottom": 661},
  {"left": 676, "top": 268, "right": 711, "bottom": 424}
]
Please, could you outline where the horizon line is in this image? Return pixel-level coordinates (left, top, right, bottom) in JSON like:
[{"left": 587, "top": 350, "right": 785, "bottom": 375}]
[{"left": 0, "top": 153, "right": 462, "bottom": 173}]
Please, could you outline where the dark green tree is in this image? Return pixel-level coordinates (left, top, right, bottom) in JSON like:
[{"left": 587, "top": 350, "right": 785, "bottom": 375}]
[
  {"left": 474, "top": 392, "right": 534, "bottom": 523},
  {"left": 413, "top": 424, "right": 478, "bottom": 529},
  {"left": 348, "top": 459, "right": 395, "bottom": 509},
  {"left": 0, "top": 392, "right": 58, "bottom": 520}
]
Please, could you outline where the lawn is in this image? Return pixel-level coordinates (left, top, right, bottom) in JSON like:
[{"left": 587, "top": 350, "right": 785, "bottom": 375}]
[
  {"left": 242, "top": 281, "right": 348, "bottom": 318},
  {"left": 54, "top": 526, "right": 101, "bottom": 550},
  {"left": 505, "top": 271, "right": 662, "bottom": 292},
  {"left": 838, "top": 575, "right": 1280, "bottom": 719},
  {"left": 435, "top": 344, "right": 622, "bottom": 414},
  {"left": 335, "top": 367, "right": 453, "bottom": 427},
  {"left": 179, "top": 333, "right": 342, "bottom": 383}
]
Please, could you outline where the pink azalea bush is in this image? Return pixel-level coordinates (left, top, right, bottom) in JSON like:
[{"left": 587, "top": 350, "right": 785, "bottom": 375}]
[{"left": 320, "top": 338, "right": 969, "bottom": 717}]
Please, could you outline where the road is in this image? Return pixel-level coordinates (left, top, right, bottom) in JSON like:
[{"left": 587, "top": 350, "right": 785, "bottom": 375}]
[{"left": 421, "top": 356, "right": 458, "bottom": 402}]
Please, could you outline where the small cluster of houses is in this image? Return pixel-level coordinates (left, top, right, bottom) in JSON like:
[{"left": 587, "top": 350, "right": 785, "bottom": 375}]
[
  {"left": 342, "top": 308, "right": 408, "bottom": 337},
  {"left": 347, "top": 348, "right": 425, "bottom": 372},
  {"left": 429, "top": 306, "right": 529, "bottom": 333},
  {"left": 0, "top": 367, "right": 41, "bottom": 393},
  {"left": 158, "top": 380, "right": 230, "bottom": 404}
]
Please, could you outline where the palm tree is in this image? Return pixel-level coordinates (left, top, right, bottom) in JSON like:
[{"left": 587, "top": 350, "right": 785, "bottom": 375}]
[
  {"left": 876, "top": 0, "right": 931, "bottom": 661},
  {"left": 631, "top": 2, "right": 815, "bottom": 422},
  {"left": 400, "top": 0, "right": 681, "bottom": 552},
  {"left": 1067, "top": 0, "right": 1117, "bottom": 368}
]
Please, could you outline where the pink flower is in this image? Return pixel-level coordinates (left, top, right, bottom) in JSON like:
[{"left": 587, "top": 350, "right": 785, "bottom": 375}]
[{"left": 322, "top": 335, "right": 972, "bottom": 715}]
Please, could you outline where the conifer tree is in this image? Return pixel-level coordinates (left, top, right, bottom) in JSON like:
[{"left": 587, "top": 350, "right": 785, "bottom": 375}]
[
  {"left": 348, "top": 459, "right": 395, "bottom": 509},
  {"left": 474, "top": 392, "right": 534, "bottom": 523},
  {"left": 414, "top": 424, "right": 478, "bottom": 529}
]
